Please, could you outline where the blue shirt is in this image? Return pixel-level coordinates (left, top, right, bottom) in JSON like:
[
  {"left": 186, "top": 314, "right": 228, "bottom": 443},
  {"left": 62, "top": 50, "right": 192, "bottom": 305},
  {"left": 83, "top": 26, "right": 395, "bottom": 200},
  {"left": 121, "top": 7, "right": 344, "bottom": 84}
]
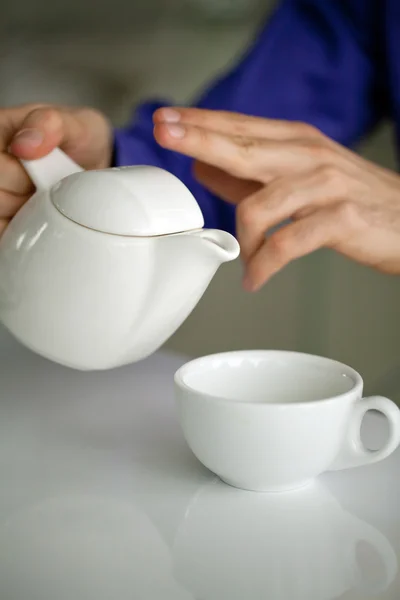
[{"left": 113, "top": 0, "right": 393, "bottom": 234}]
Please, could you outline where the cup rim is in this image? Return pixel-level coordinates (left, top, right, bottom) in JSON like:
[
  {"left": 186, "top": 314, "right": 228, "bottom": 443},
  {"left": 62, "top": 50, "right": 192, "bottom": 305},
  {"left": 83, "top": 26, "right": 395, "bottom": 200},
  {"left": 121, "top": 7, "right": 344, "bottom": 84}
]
[{"left": 174, "top": 350, "right": 363, "bottom": 407}]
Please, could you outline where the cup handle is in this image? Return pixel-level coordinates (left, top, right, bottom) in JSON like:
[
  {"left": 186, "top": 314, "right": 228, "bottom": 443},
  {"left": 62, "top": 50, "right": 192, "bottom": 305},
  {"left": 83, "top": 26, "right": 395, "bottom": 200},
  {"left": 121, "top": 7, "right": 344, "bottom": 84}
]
[
  {"left": 346, "top": 516, "right": 398, "bottom": 594},
  {"left": 329, "top": 396, "right": 400, "bottom": 471}
]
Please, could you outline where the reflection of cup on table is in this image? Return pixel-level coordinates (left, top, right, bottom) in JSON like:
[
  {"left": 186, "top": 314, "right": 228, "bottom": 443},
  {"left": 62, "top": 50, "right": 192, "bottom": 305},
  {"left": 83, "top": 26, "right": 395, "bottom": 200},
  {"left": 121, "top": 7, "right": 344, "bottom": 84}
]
[
  {"left": 0, "top": 494, "right": 190, "bottom": 600},
  {"left": 172, "top": 480, "right": 398, "bottom": 600},
  {"left": 175, "top": 350, "right": 400, "bottom": 492}
]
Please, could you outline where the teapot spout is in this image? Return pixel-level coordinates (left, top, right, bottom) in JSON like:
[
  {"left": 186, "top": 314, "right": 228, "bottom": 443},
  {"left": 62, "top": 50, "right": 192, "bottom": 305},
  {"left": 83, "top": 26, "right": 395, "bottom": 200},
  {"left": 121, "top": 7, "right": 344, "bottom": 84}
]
[
  {"left": 189, "top": 229, "right": 240, "bottom": 263},
  {"left": 20, "top": 147, "right": 83, "bottom": 191}
]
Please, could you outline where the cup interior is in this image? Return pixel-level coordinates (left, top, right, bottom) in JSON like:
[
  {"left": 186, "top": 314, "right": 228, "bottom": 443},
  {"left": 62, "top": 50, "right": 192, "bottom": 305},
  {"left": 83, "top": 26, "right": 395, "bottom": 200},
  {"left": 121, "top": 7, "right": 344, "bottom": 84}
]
[{"left": 176, "top": 351, "right": 358, "bottom": 405}]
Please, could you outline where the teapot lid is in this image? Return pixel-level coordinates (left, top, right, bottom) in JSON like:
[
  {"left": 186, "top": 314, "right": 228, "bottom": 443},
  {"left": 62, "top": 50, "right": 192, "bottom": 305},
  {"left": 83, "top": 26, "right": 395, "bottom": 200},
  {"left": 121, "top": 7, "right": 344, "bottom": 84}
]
[{"left": 51, "top": 166, "right": 204, "bottom": 236}]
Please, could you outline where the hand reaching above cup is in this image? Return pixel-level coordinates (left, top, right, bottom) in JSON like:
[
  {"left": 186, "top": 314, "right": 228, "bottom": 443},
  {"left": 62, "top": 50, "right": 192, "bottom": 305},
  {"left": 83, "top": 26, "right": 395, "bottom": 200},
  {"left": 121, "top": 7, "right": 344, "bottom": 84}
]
[
  {"left": 153, "top": 107, "right": 400, "bottom": 291},
  {"left": 0, "top": 104, "right": 113, "bottom": 235}
]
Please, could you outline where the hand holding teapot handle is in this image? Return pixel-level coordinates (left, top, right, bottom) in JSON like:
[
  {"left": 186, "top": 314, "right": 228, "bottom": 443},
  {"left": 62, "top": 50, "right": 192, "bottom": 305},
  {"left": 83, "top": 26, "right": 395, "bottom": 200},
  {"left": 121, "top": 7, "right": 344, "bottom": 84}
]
[{"left": 0, "top": 104, "right": 112, "bottom": 235}]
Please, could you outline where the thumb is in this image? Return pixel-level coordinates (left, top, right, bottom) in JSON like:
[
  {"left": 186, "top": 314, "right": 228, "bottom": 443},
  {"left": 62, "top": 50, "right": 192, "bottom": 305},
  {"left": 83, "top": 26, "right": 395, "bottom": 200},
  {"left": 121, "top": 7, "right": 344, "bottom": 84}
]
[{"left": 9, "top": 107, "right": 83, "bottom": 161}]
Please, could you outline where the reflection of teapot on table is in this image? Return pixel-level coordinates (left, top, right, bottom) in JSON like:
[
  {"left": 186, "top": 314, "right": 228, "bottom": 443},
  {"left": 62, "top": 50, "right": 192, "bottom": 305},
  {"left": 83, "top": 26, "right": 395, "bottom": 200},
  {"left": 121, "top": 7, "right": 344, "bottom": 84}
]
[
  {"left": 0, "top": 149, "right": 239, "bottom": 370},
  {"left": 0, "top": 493, "right": 191, "bottom": 600},
  {"left": 172, "top": 480, "right": 398, "bottom": 600}
]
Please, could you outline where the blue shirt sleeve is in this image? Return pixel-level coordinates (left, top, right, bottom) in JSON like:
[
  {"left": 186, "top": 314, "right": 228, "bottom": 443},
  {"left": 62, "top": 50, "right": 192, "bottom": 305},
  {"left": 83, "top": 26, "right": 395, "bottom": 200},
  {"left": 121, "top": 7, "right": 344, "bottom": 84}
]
[{"left": 113, "top": 0, "right": 382, "bottom": 234}]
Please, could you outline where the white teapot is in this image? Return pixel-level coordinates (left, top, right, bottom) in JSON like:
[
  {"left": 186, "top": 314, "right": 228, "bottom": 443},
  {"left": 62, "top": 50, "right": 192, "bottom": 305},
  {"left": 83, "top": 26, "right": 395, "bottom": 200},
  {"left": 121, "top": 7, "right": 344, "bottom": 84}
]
[{"left": 0, "top": 149, "right": 239, "bottom": 370}]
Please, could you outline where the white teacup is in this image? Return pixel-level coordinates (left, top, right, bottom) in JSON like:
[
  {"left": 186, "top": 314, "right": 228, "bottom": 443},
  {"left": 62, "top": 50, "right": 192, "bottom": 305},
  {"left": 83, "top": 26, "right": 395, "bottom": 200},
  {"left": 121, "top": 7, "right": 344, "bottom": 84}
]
[{"left": 174, "top": 350, "right": 400, "bottom": 492}]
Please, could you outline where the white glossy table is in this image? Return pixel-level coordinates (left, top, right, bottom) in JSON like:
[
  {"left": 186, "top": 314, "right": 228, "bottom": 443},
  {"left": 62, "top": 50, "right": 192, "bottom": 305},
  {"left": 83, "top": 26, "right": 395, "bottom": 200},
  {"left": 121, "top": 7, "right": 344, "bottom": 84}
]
[{"left": 0, "top": 325, "right": 399, "bottom": 600}]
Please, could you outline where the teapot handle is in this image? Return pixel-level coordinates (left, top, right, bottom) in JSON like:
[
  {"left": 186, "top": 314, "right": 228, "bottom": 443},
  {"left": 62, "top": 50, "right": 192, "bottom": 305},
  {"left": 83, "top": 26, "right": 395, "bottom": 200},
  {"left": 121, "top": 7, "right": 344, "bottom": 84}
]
[{"left": 20, "top": 148, "right": 83, "bottom": 192}]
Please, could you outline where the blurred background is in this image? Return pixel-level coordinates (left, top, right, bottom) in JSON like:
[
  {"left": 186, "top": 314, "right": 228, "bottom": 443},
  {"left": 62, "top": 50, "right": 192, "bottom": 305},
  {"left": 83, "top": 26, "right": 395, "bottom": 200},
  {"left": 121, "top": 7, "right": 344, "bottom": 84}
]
[{"left": 1, "top": 0, "right": 399, "bottom": 402}]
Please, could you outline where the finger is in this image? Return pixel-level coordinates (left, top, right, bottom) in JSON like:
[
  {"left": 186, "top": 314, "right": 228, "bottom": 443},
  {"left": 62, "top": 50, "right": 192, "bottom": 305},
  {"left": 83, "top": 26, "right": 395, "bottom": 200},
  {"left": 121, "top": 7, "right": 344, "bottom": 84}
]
[
  {"left": 154, "top": 122, "right": 331, "bottom": 182},
  {"left": 237, "top": 166, "right": 351, "bottom": 262},
  {"left": 0, "top": 219, "right": 9, "bottom": 236},
  {"left": 0, "top": 190, "right": 29, "bottom": 219},
  {"left": 0, "top": 104, "right": 46, "bottom": 150},
  {"left": 243, "top": 203, "right": 351, "bottom": 291},
  {"left": 9, "top": 107, "right": 86, "bottom": 161},
  {"left": 194, "top": 161, "right": 261, "bottom": 203},
  {"left": 0, "top": 153, "right": 34, "bottom": 195},
  {"left": 154, "top": 107, "right": 319, "bottom": 141}
]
